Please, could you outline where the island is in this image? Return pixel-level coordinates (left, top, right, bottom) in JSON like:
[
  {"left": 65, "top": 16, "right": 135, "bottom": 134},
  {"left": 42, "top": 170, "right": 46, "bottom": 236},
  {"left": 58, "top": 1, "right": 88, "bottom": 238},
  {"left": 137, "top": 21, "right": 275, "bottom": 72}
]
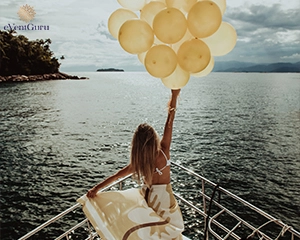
[
  {"left": 97, "top": 68, "right": 124, "bottom": 72},
  {"left": 0, "top": 30, "right": 88, "bottom": 83}
]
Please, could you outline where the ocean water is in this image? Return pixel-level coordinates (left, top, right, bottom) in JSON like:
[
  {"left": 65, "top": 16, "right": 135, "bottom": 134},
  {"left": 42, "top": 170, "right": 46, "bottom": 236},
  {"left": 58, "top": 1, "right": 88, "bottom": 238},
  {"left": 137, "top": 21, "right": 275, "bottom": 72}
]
[{"left": 0, "top": 72, "right": 299, "bottom": 239}]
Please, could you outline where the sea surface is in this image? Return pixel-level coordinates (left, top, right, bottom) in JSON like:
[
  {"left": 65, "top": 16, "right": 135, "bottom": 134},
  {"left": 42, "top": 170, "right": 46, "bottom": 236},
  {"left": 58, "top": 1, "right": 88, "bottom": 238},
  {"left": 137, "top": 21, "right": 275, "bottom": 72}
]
[{"left": 0, "top": 72, "right": 299, "bottom": 239}]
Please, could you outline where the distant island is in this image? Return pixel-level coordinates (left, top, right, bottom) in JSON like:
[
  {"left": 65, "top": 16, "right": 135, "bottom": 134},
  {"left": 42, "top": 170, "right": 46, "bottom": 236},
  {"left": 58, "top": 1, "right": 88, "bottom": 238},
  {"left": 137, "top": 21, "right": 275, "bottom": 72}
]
[
  {"left": 214, "top": 61, "right": 300, "bottom": 73},
  {"left": 97, "top": 68, "right": 124, "bottom": 72}
]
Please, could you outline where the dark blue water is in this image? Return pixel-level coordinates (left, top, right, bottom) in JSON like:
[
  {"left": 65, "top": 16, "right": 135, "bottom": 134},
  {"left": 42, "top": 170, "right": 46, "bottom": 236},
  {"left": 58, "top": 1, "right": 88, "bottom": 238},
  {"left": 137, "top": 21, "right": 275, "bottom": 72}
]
[{"left": 0, "top": 72, "right": 299, "bottom": 239}]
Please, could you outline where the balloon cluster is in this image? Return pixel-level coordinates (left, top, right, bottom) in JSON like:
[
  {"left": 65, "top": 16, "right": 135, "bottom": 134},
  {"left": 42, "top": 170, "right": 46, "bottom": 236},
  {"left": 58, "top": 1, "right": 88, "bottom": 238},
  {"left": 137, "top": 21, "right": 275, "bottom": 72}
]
[{"left": 108, "top": 0, "right": 237, "bottom": 89}]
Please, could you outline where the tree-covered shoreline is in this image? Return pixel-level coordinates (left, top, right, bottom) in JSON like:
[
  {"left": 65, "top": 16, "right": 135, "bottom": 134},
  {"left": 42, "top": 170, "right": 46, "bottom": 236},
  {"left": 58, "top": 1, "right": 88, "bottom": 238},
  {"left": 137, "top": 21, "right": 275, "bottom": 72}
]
[
  {"left": 0, "top": 30, "right": 60, "bottom": 75},
  {"left": 0, "top": 30, "right": 87, "bottom": 82}
]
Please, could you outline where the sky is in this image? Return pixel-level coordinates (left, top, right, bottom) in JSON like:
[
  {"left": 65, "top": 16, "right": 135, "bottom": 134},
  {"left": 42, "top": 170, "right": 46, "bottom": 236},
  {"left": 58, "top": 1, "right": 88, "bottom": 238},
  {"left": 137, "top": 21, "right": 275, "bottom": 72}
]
[{"left": 0, "top": 0, "right": 299, "bottom": 72}]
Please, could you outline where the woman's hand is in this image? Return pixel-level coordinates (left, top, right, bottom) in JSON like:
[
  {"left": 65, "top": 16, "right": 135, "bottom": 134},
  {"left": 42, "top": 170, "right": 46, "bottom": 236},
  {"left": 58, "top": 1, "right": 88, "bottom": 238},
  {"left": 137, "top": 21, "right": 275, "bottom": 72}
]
[
  {"left": 171, "top": 89, "right": 181, "bottom": 97},
  {"left": 87, "top": 187, "right": 98, "bottom": 198}
]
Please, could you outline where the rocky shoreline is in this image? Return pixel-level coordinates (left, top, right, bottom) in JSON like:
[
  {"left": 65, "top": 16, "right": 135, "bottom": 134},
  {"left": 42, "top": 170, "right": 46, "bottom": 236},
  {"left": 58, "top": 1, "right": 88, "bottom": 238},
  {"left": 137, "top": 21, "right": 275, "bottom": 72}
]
[{"left": 0, "top": 72, "right": 88, "bottom": 83}]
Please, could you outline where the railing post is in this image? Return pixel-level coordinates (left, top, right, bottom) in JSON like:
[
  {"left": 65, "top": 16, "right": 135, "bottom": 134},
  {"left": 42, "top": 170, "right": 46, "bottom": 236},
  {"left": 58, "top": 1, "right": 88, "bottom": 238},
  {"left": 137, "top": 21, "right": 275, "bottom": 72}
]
[
  {"left": 87, "top": 220, "right": 93, "bottom": 240},
  {"left": 202, "top": 179, "right": 207, "bottom": 240}
]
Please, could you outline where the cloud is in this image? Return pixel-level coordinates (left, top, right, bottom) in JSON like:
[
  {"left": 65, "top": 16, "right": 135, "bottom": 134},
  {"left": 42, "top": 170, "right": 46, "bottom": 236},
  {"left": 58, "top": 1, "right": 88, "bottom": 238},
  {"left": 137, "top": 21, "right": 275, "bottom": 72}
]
[
  {"left": 2, "top": 1, "right": 299, "bottom": 70},
  {"left": 222, "top": 4, "right": 300, "bottom": 63},
  {"left": 95, "top": 21, "right": 115, "bottom": 42},
  {"left": 281, "top": 53, "right": 300, "bottom": 60},
  {"left": 227, "top": 4, "right": 300, "bottom": 30}
]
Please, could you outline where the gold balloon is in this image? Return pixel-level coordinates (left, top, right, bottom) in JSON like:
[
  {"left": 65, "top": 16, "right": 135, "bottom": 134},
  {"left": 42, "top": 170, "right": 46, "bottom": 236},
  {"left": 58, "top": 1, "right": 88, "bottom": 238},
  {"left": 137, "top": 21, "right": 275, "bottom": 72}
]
[
  {"left": 187, "top": 1, "right": 222, "bottom": 38},
  {"left": 171, "top": 29, "right": 193, "bottom": 53},
  {"left": 144, "top": 45, "right": 177, "bottom": 78},
  {"left": 161, "top": 64, "right": 190, "bottom": 89},
  {"left": 192, "top": 56, "right": 215, "bottom": 77},
  {"left": 137, "top": 51, "right": 147, "bottom": 64},
  {"left": 118, "top": 19, "right": 154, "bottom": 54},
  {"left": 108, "top": 9, "right": 138, "bottom": 39},
  {"left": 153, "top": 8, "right": 187, "bottom": 44},
  {"left": 140, "top": 2, "right": 166, "bottom": 26},
  {"left": 177, "top": 39, "right": 211, "bottom": 73},
  {"left": 212, "top": 0, "right": 226, "bottom": 15},
  {"left": 198, "top": 0, "right": 226, "bottom": 15},
  {"left": 117, "top": 0, "right": 146, "bottom": 11},
  {"left": 202, "top": 22, "right": 237, "bottom": 56},
  {"left": 166, "top": 0, "right": 197, "bottom": 13}
]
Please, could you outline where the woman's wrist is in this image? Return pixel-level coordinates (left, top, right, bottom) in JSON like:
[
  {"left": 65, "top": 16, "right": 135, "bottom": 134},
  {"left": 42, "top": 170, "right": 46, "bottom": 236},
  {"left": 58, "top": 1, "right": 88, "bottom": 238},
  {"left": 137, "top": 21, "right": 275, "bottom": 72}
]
[{"left": 168, "top": 107, "right": 176, "bottom": 113}]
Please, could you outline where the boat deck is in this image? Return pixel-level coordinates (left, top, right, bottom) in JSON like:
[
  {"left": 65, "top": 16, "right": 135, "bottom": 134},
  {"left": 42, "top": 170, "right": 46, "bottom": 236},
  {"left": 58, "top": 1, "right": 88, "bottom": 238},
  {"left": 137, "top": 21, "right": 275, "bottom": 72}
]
[{"left": 19, "top": 162, "right": 300, "bottom": 240}]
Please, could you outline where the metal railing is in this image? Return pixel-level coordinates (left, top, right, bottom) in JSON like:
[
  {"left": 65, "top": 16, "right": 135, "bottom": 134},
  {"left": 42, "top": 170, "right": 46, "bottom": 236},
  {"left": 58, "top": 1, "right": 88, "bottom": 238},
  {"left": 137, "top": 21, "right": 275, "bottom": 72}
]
[
  {"left": 171, "top": 162, "right": 300, "bottom": 240},
  {"left": 19, "top": 163, "right": 300, "bottom": 240},
  {"left": 18, "top": 174, "right": 133, "bottom": 240}
]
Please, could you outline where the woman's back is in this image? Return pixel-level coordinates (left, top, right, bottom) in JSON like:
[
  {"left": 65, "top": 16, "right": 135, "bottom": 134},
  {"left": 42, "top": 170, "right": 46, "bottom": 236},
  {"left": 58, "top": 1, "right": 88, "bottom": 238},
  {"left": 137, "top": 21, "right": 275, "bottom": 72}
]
[{"left": 152, "top": 148, "right": 171, "bottom": 185}]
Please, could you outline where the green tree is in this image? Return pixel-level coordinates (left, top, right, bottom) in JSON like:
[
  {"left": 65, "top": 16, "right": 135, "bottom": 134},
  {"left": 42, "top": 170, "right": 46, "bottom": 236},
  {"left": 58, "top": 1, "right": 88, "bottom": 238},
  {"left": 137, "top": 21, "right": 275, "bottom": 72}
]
[{"left": 0, "top": 30, "right": 60, "bottom": 76}]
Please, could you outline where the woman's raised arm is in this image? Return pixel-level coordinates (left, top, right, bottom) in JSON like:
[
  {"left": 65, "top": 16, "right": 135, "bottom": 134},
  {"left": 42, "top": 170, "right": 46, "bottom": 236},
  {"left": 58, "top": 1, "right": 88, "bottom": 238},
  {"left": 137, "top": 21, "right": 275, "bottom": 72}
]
[{"left": 160, "top": 89, "right": 181, "bottom": 153}]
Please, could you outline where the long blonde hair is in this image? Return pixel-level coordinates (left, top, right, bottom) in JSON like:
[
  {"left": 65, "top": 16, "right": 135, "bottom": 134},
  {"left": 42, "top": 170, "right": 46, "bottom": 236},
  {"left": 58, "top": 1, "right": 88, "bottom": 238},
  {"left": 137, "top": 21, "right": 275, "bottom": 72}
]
[{"left": 130, "top": 123, "right": 160, "bottom": 185}]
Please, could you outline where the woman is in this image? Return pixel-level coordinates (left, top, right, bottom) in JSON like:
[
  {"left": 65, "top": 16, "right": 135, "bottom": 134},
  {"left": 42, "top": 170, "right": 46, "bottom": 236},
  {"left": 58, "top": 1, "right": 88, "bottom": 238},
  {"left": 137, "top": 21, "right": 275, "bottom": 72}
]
[{"left": 86, "top": 89, "right": 184, "bottom": 239}]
